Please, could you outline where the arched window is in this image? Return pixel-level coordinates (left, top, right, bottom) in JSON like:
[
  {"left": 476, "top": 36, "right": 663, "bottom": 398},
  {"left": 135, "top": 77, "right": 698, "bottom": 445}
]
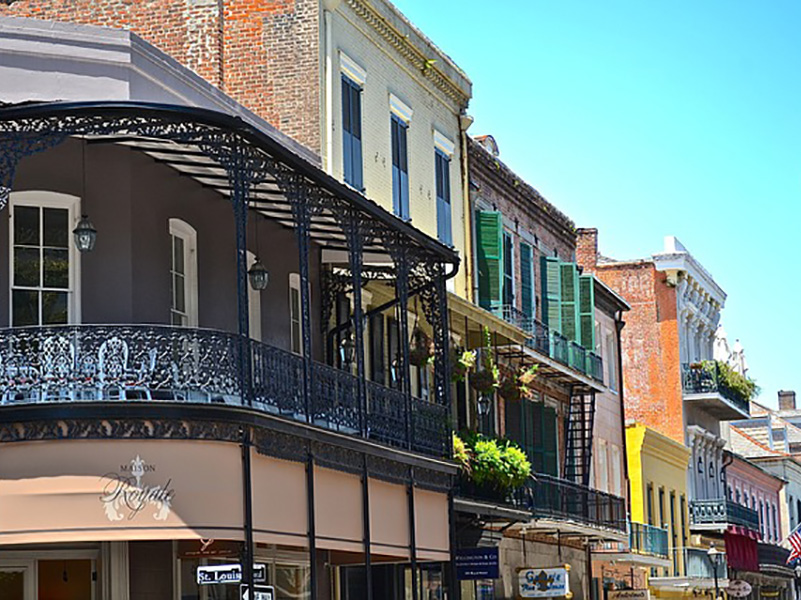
[
  {"left": 168, "top": 219, "right": 198, "bottom": 327},
  {"left": 10, "top": 191, "right": 80, "bottom": 326}
]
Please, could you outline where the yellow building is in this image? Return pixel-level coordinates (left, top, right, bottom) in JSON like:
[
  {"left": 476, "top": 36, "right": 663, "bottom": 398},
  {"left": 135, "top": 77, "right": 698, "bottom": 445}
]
[{"left": 626, "top": 422, "right": 691, "bottom": 596}]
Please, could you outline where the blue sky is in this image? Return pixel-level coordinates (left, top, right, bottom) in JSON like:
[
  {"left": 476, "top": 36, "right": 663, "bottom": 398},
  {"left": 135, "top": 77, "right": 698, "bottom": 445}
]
[{"left": 393, "top": 0, "right": 801, "bottom": 408}]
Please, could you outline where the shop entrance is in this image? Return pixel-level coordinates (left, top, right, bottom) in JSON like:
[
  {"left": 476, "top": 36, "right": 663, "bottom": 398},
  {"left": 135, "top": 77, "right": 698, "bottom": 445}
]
[{"left": 0, "top": 559, "right": 95, "bottom": 600}]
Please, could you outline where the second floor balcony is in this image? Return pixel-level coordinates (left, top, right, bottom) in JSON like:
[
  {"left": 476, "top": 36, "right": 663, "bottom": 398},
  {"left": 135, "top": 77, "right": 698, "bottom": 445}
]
[
  {"left": 689, "top": 498, "right": 760, "bottom": 533},
  {"left": 629, "top": 521, "right": 669, "bottom": 560},
  {"left": 681, "top": 362, "right": 750, "bottom": 419}
]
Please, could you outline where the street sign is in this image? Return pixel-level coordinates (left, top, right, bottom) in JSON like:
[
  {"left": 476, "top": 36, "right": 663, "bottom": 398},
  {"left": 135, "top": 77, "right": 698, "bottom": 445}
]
[
  {"left": 196, "top": 563, "right": 267, "bottom": 585},
  {"left": 455, "top": 548, "right": 499, "bottom": 580},
  {"left": 240, "top": 584, "right": 275, "bottom": 600}
]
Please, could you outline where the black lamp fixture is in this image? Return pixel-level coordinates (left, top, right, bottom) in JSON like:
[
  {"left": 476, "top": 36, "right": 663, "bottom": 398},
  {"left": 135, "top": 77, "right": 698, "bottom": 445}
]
[
  {"left": 73, "top": 139, "right": 97, "bottom": 253},
  {"left": 706, "top": 543, "right": 725, "bottom": 600},
  {"left": 477, "top": 393, "right": 492, "bottom": 417},
  {"left": 248, "top": 215, "right": 269, "bottom": 291},
  {"left": 340, "top": 333, "right": 355, "bottom": 367}
]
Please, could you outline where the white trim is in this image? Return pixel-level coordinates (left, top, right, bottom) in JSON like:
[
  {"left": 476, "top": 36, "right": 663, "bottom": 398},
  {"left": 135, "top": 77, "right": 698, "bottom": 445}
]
[
  {"left": 168, "top": 218, "right": 199, "bottom": 328},
  {"left": 433, "top": 129, "right": 455, "bottom": 157},
  {"left": 9, "top": 190, "right": 81, "bottom": 326},
  {"left": 339, "top": 50, "right": 366, "bottom": 86},
  {"left": 289, "top": 273, "right": 303, "bottom": 356},
  {"left": 389, "top": 92, "right": 413, "bottom": 123}
]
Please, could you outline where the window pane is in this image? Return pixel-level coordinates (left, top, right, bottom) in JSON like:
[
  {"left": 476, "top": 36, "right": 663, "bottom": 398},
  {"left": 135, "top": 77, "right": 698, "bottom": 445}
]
[
  {"left": 275, "top": 563, "right": 310, "bottom": 600},
  {"left": 42, "top": 291, "right": 68, "bottom": 325},
  {"left": 43, "top": 208, "right": 68, "bottom": 248},
  {"left": 174, "top": 273, "right": 186, "bottom": 313},
  {"left": 14, "top": 246, "right": 40, "bottom": 287},
  {"left": 172, "top": 236, "right": 185, "bottom": 276},
  {"left": 14, "top": 205, "right": 39, "bottom": 246},
  {"left": 43, "top": 248, "right": 69, "bottom": 288},
  {"left": 12, "top": 290, "right": 38, "bottom": 326}
]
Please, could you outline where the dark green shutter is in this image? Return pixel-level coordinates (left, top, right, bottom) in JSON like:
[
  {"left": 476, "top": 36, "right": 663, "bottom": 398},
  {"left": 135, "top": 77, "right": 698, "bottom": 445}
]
[
  {"left": 505, "top": 396, "right": 523, "bottom": 450},
  {"left": 540, "top": 256, "right": 561, "bottom": 331},
  {"left": 543, "top": 406, "right": 557, "bottom": 476},
  {"left": 579, "top": 274, "right": 595, "bottom": 351},
  {"left": 476, "top": 211, "right": 502, "bottom": 310},
  {"left": 520, "top": 243, "right": 533, "bottom": 319},
  {"left": 530, "top": 401, "right": 544, "bottom": 473},
  {"left": 559, "top": 263, "right": 579, "bottom": 342}
]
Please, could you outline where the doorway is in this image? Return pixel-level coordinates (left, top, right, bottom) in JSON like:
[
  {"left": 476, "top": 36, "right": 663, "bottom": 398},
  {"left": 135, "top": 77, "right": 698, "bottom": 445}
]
[{"left": 0, "top": 557, "right": 95, "bottom": 600}]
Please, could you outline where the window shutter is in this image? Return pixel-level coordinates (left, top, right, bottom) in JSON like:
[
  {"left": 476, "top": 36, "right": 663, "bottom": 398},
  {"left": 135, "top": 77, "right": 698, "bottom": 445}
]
[
  {"left": 540, "top": 256, "right": 561, "bottom": 331},
  {"left": 578, "top": 274, "right": 595, "bottom": 351},
  {"left": 543, "top": 405, "right": 558, "bottom": 476},
  {"left": 505, "top": 396, "right": 523, "bottom": 450},
  {"left": 530, "top": 401, "right": 544, "bottom": 474},
  {"left": 476, "top": 211, "right": 502, "bottom": 310},
  {"left": 559, "top": 263, "right": 579, "bottom": 342},
  {"left": 520, "top": 243, "right": 533, "bottom": 319}
]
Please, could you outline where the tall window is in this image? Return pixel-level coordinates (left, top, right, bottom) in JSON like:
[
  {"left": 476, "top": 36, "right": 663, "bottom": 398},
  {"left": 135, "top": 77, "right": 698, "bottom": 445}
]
[
  {"left": 502, "top": 231, "right": 514, "bottom": 308},
  {"left": 646, "top": 484, "right": 654, "bottom": 525},
  {"left": 169, "top": 219, "right": 198, "bottom": 327},
  {"left": 390, "top": 114, "right": 409, "bottom": 220},
  {"left": 341, "top": 75, "right": 363, "bottom": 191},
  {"left": 670, "top": 492, "right": 678, "bottom": 575},
  {"left": 435, "top": 149, "right": 451, "bottom": 244},
  {"left": 289, "top": 273, "right": 302, "bottom": 355},
  {"left": 520, "top": 242, "right": 534, "bottom": 319},
  {"left": 11, "top": 192, "right": 77, "bottom": 327},
  {"left": 680, "top": 495, "right": 687, "bottom": 575}
]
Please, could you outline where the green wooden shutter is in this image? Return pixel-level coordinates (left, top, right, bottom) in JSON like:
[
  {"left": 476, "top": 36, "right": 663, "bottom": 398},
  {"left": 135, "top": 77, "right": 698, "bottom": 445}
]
[
  {"left": 543, "top": 406, "right": 557, "bottom": 476},
  {"left": 476, "top": 211, "right": 502, "bottom": 310},
  {"left": 559, "top": 263, "right": 579, "bottom": 342},
  {"left": 530, "top": 401, "right": 544, "bottom": 473},
  {"left": 578, "top": 274, "right": 595, "bottom": 351},
  {"left": 520, "top": 243, "right": 533, "bottom": 319},
  {"left": 540, "top": 256, "right": 561, "bottom": 331}
]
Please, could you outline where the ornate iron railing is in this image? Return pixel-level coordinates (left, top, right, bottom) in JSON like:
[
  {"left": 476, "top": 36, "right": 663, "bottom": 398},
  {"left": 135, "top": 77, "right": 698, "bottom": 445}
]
[
  {"left": 683, "top": 548, "right": 724, "bottom": 579},
  {"left": 550, "top": 331, "right": 569, "bottom": 365},
  {"left": 757, "top": 541, "right": 790, "bottom": 567},
  {"left": 0, "top": 325, "right": 450, "bottom": 457},
  {"left": 689, "top": 498, "right": 760, "bottom": 532},
  {"left": 515, "top": 473, "right": 627, "bottom": 532},
  {"left": 586, "top": 352, "right": 604, "bottom": 382},
  {"left": 568, "top": 342, "right": 586, "bottom": 372},
  {"left": 630, "top": 522, "right": 669, "bottom": 558},
  {"left": 681, "top": 362, "right": 750, "bottom": 415}
]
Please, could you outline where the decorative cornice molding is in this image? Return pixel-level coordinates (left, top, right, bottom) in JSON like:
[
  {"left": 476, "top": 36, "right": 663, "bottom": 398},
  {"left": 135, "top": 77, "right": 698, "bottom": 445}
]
[{"left": 344, "top": 0, "right": 470, "bottom": 107}]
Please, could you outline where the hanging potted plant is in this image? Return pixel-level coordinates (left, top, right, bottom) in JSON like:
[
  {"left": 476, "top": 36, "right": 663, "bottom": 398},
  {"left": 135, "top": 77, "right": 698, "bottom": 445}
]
[
  {"left": 469, "top": 326, "right": 499, "bottom": 397},
  {"left": 450, "top": 346, "right": 477, "bottom": 383},
  {"left": 498, "top": 364, "right": 539, "bottom": 402},
  {"left": 409, "top": 328, "right": 435, "bottom": 368}
]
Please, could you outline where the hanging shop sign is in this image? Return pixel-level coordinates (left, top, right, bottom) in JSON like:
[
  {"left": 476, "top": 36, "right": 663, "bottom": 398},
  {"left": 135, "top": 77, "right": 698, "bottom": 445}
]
[
  {"left": 518, "top": 565, "right": 572, "bottom": 599},
  {"left": 240, "top": 584, "right": 275, "bottom": 600},
  {"left": 196, "top": 563, "right": 267, "bottom": 585},
  {"left": 608, "top": 590, "right": 649, "bottom": 600},
  {"left": 455, "top": 548, "right": 499, "bottom": 580},
  {"left": 727, "top": 580, "right": 752, "bottom": 598}
]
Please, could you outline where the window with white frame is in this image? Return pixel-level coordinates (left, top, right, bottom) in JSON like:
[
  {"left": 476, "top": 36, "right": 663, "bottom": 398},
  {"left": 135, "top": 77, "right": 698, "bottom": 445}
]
[
  {"left": 340, "top": 52, "right": 366, "bottom": 192},
  {"left": 169, "top": 219, "right": 198, "bottom": 327},
  {"left": 10, "top": 191, "right": 79, "bottom": 326},
  {"left": 289, "top": 273, "right": 302, "bottom": 355},
  {"left": 434, "top": 130, "right": 455, "bottom": 246}
]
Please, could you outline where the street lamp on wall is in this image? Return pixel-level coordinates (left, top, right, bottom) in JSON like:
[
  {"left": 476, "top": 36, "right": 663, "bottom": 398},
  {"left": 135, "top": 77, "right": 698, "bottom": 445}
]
[
  {"left": 707, "top": 543, "right": 726, "bottom": 600},
  {"left": 247, "top": 258, "right": 269, "bottom": 291},
  {"left": 73, "top": 215, "right": 97, "bottom": 252}
]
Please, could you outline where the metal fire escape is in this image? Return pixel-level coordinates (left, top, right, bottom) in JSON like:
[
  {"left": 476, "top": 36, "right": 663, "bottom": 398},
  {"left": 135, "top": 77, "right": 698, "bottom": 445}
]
[{"left": 563, "top": 389, "right": 596, "bottom": 486}]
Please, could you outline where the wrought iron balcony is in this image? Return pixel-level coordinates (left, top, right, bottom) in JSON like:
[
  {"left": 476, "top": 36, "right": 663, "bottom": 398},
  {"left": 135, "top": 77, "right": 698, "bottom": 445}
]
[
  {"left": 515, "top": 473, "right": 627, "bottom": 532},
  {"left": 0, "top": 324, "right": 449, "bottom": 457},
  {"left": 490, "top": 304, "right": 604, "bottom": 382},
  {"left": 757, "top": 541, "right": 790, "bottom": 569},
  {"left": 681, "top": 363, "right": 750, "bottom": 418},
  {"left": 630, "top": 522, "right": 669, "bottom": 559},
  {"left": 689, "top": 498, "right": 760, "bottom": 532}
]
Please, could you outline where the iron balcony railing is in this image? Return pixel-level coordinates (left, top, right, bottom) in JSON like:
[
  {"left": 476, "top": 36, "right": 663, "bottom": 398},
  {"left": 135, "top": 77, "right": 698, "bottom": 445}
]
[
  {"left": 757, "top": 541, "right": 790, "bottom": 567},
  {"left": 0, "top": 324, "right": 449, "bottom": 458},
  {"left": 630, "top": 522, "right": 669, "bottom": 559},
  {"left": 490, "top": 304, "right": 604, "bottom": 383},
  {"left": 689, "top": 498, "right": 760, "bottom": 532},
  {"left": 515, "top": 473, "right": 627, "bottom": 532},
  {"left": 681, "top": 362, "right": 750, "bottom": 415}
]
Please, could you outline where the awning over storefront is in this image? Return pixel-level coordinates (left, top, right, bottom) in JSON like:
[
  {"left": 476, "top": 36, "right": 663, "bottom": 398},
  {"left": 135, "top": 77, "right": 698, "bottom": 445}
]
[{"left": 725, "top": 531, "right": 759, "bottom": 573}]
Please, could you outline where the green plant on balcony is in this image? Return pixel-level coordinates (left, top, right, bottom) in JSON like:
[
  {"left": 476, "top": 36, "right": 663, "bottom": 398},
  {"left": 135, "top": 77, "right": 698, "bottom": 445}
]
[
  {"left": 691, "top": 359, "right": 759, "bottom": 403},
  {"left": 469, "top": 326, "right": 499, "bottom": 396},
  {"left": 450, "top": 347, "right": 477, "bottom": 383},
  {"left": 453, "top": 432, "right": 531, "bottom": 499},
  {"left": 497, "top": 364, "right": 539, "bottom": 402}
]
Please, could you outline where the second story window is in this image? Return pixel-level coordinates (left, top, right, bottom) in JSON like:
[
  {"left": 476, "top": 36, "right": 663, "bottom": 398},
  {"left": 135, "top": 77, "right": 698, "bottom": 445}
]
[
  {"left": 502, "top": 231, "right": 514, "bottom": 308},
  {"left": 341, "top": 75, "right": 363, "bottom": 191},
  {"left": 169, "top": 219, "right": 198, "bottom": 327},
  {"left": 520, "top": 242, "right": 534, "bottom": 319},
  {"left": 390, "top": 114, "right": 409, "bottom": 219},
  {"left": 11, "top": 192, "right": 77, "bottom": 326},
  {"left": 435, "top": 150, "right": 451, "bottom": 245}
]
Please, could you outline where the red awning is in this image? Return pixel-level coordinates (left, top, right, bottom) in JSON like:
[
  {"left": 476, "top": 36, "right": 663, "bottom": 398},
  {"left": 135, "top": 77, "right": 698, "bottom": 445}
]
[{"left": 725, "top": 531, "right": 760, "bottom": 572}]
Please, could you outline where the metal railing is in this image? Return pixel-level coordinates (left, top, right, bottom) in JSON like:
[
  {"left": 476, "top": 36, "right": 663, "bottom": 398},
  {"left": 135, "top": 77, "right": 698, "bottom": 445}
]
[
  {"left": 758, "top": 541, "right": 790, "bottom": 567},
  {"left": 630, "top": 522, "right": 669, "bottom": 558},
  {"left": 689, "top": 498, "right": 760, "bottom": 532},
  {"left": 0, "top": 324, "right": 450, "bottom": 458},
  {"left": 514, "top": 473, "right": 627, "bottom": 532},
  {"left": 681, "top": 362, "right": 750, "bottom": 415}
]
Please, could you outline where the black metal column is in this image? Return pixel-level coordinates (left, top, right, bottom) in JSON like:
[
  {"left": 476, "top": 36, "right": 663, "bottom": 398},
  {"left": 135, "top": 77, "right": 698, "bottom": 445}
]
[
  {"left": 448, "top": 486, "right": 460, "bottom": 600},
  {"left": 241, "top": 428, "right": 255, "bottom": 600},
  {"left": 293, "top": 188, "right": 314, "bottom": 422},
  {"left": 306, "top": 450, "right": 318, "bottom": 598},
  {"left": 344, "top": 212, "right": 368, "bottom": 435},
  {"left": 362, "top": 457, "right": 373, "bottom": 600},
  {"left": 408, "top": 468, "right": 419, "bottom": 600},
  {"left": 231, "top": 165, "right": 252, "bottom": 407},
  {"left": 394, "top": 247, "right": 413, "bottom": 448}
]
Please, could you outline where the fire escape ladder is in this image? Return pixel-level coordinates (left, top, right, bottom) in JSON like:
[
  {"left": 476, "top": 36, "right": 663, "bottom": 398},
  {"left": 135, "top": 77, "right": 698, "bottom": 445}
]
[{"left": 563, "top": 390, "right": 596, "bottom": 486}]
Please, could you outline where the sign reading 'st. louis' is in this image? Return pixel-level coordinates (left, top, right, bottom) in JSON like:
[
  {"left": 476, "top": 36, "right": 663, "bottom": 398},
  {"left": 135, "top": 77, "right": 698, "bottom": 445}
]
[{"left": 99, "top": 455, "right": 175, "bottom": 521}]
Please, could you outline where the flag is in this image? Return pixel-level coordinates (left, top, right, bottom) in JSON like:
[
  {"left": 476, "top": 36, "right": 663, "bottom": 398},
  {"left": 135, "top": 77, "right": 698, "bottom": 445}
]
[{"left": 786, "top": 523, "right": 801, "bottom": 564}]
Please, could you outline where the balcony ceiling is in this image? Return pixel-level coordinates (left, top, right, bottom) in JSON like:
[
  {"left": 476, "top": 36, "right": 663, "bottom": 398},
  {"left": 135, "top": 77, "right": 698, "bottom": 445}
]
[{"left": 683, "top": 392, "right": 750, "bottom": 420}]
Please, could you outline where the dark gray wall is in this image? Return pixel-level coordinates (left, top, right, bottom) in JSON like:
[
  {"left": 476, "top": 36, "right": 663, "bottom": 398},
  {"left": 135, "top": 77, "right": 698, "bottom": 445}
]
[{"left": 5, "top": 138, "right": 323, "bottom": 358}]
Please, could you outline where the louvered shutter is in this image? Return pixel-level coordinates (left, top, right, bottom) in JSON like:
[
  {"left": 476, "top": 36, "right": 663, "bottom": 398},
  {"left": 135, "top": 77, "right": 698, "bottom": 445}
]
[
  {"left": 543, "top": 405, "right": 558, "bottom": 476},
  {"left": 578, "top": 274, "right": 595, "bottom": 351},
  {"left": 520, "top": 243, "right": 533, "bottom": 319},
  {"left": 530, "top": 401, "right": 544, "bottom": 473},
  {"left": 540, "top": 256, "right": 561, "bottom": 331},
  {"left": 476, "top": 211, "right": 502, "bottom": 310},
  {"left": 559, "top": 263, "right": 579, "bottom": 342}
]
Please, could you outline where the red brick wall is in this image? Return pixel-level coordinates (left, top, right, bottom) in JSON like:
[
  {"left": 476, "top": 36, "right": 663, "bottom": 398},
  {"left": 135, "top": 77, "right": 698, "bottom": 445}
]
[
  {"left": 576, "top": 227, "right": 597, "bottom": 270},
  {"left": 0, "top": 0, "right": 321, "bottom": 151}
]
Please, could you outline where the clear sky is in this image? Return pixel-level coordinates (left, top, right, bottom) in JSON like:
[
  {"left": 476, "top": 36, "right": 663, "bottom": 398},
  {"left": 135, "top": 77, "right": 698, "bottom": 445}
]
[{"left": 393, "top": 0, "right": 801, "bottom": 409}]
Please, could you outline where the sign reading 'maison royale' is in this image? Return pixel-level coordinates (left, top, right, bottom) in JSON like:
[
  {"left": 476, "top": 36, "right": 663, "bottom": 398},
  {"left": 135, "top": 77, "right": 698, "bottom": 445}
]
[{"left": 99, "top": 455, "right": 176, "bottom": 521}]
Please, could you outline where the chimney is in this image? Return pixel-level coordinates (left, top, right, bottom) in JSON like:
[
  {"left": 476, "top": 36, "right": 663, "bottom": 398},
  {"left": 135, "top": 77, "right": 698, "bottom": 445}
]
[
  {"left": 779, "top": 390, "right": 796, "bottom": 411},
  {"left": 576, "top": 228, "right": 598, "bottom": 270}
]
